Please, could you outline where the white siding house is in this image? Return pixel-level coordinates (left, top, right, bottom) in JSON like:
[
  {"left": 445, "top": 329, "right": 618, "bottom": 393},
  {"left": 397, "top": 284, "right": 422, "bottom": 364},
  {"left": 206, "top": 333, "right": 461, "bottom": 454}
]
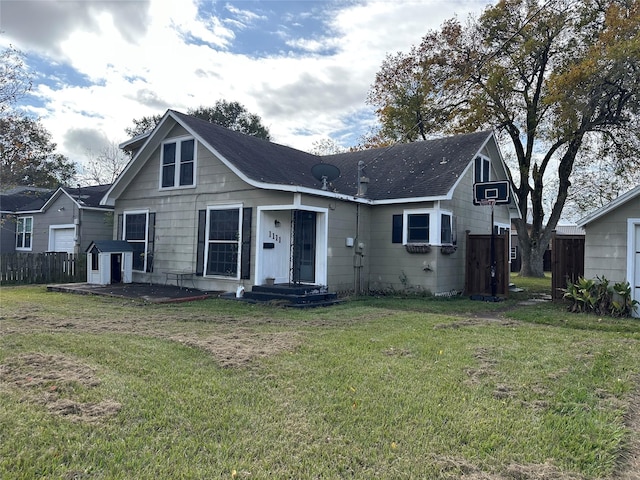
[{"left": 577, "top": 185, "right": 640, "bottom": 317}]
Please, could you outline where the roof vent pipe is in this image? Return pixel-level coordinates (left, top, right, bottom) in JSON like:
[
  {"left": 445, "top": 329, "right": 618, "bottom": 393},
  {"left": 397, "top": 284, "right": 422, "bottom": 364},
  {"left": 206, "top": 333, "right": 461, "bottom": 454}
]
[{"left": 357, "top": 160, "right": 369, "bottom": 197}]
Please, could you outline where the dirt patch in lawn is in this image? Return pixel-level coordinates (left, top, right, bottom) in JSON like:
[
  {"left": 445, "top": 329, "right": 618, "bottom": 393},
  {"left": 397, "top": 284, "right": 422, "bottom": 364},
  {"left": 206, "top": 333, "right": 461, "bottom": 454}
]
[
  {"left": 433, "top": 455, "right": 585, "bottom": 479},
  {"left": 2, "top": 310, "right": 305, "bottom": 369},
  {"left": 171, "top": 329, "right": 302, "bottom": 368},
  {"left": 614, "top": 374, "right": 640, "bottom": 480},
  {"left": 0, "top": 353, "right": 121, "bottom": 423},
  {"left": 434, "top": 317, "right": 521, "bottom": 329}
]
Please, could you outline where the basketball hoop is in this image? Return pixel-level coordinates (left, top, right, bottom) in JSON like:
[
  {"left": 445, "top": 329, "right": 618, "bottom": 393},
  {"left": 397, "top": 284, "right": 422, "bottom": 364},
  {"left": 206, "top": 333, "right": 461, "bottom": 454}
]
[{"left": 473, "top": 181, "right": 510, "bottom": 206}]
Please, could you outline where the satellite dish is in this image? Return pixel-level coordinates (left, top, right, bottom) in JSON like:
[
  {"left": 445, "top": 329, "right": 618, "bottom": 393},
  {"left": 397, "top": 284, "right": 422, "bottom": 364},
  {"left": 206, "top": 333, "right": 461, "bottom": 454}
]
[{"left": 311, "top": 163, "right": 340, "bottom": 190}]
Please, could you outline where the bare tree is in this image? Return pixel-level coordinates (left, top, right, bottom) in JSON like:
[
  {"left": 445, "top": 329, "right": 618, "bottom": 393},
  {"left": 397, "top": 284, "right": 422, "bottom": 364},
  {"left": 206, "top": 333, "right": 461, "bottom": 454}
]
[
  {"left": 309, "top": 138, "right": 346, "bottom": 155},
  {"left": 78, "top": 141, "right": 129, "bottom": 186},
  {"left": 0, "top": 45, "right": 32, "bottom": 113}
]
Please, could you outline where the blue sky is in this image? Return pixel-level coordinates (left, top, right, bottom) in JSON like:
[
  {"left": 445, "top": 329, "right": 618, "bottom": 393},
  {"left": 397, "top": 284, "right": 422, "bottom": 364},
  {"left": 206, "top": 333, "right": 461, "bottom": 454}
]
[{"left": 0, "top": 0, "right": 491, "bottom": 165}]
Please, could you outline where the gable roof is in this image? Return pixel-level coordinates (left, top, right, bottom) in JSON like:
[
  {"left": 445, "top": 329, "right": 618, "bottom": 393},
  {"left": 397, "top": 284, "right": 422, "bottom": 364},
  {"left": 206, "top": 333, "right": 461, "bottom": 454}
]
[
  {"left": 104, "top": 109, "right": 502, "bottom": 205},
  {"left": 577, "top": 185, "right": 640, "bottom": 227},
  {"left": 40, "top": 184, "right": 113, "bottom": 213},
  {"left": 86, "top": 240, "right": 134, "bottom": 253}
]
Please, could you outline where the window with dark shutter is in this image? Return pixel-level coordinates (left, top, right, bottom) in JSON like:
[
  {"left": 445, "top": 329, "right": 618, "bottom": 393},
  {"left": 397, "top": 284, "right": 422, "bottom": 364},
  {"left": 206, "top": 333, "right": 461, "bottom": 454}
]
[
  {"left": 146, "top": 213, "right": 156, "bottom": 273},
  {"left": 241, "top": 207, "right": 252, "bottom": 279},
  {"left": 196, "top": 210, "right": 206, "bottom": 276},
  {"left": 392, "top": 214, "right": 403, "bottom": 243}
]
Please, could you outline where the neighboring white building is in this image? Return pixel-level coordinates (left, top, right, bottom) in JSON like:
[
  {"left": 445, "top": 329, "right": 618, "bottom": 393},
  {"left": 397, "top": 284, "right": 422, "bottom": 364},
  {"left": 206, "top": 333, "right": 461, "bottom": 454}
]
[{"left": 577, "top": 185, "right": 640, "bottom": 317}]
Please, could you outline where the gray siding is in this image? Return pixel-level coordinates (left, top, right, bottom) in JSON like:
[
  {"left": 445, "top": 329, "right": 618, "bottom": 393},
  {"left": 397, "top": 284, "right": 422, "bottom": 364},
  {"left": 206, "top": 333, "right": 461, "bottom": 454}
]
[
  {"left": 583, "top": 197, "right": 639, "bottom": 282},
  {"left": 79, "top": 210, "right": 114, "bottom": 253},
  {"left": 116, "top": 137, "right": 282, "bottom": 289},
  {"left": 294, "top": 195, "right": 367, "bottom": 293},
  {"left": 24, "top": 194, "right": 112, "bottom": 254},
  {"left": 367, "top": 152, "right": 512, "bottom": 294},
  {"left": 114, "top": 124, "right": 514, "bottom": 294},
  {"left": 30, "top": 195, "right": 76, "bottom": 253}
]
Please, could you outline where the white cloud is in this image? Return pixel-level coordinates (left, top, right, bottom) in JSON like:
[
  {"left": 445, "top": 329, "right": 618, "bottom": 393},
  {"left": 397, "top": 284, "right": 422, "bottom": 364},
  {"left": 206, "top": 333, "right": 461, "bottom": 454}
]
[{"left": 4, "top": 0, "right": 491, "bottom": 166}]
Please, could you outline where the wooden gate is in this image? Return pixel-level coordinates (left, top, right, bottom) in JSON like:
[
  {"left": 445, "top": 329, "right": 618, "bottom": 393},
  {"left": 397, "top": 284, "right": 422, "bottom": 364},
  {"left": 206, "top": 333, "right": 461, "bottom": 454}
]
[
  {"left": 551, "top": 234, "right": 584, "bottom": 300},
  {"left": 465, "top": 231, "right": 510, "bottom": 297}
]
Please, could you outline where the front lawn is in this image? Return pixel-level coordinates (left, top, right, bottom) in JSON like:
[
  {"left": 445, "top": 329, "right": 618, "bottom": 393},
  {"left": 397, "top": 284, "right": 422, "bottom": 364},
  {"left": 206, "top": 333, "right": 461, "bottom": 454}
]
[{"left": 1, "top": 285, "right": 638, "bottom": 479}]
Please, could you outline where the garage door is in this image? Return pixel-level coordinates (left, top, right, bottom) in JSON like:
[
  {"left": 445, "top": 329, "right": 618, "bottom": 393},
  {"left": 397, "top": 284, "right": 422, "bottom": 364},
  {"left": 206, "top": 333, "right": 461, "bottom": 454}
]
[{"left": 50, "top": 227, "right": 75, "bottom": 253}]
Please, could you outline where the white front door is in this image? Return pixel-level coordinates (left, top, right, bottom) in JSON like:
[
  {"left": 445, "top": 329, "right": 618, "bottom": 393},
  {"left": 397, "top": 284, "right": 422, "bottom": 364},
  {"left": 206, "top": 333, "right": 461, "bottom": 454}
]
[
  {"left": 259, "top": 210, "right": 292, "bottom": 284},
  {"left": 256, "top": 206, "right": 328, "bottom": 286}
]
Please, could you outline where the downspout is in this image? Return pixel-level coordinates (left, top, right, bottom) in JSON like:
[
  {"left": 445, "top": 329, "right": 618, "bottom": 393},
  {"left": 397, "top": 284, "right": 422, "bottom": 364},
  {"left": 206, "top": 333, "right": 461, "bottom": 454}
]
[
  {"left": 354, "top": 203, "right": 361, "bottom": 294},
  {"left": 353, "top": 161, "right": 369, "bottom": 295}
]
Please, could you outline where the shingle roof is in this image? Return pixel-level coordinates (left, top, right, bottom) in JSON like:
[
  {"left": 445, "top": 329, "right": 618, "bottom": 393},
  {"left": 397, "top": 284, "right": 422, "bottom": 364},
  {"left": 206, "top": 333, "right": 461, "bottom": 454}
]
[
  {"left": 61, "top": 184, "right": 113, "bottom": 208},
  {"left": 86, "top": 240, "right": 134, "bottom": 253},
  {"left": 0, "top": 188, "right": 54, "bottom": 212},
  {"left": 172, "top": 110, "right": 492, "bottom": 201},
  {"left": 326, "top": 131, "right": 492, "bottom": 200}
]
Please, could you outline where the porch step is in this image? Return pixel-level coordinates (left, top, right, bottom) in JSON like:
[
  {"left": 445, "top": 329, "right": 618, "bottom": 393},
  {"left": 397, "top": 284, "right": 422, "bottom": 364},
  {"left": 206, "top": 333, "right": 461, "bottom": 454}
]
[{"left": 237, "top": 284, "right": 341, "bottom": 307}]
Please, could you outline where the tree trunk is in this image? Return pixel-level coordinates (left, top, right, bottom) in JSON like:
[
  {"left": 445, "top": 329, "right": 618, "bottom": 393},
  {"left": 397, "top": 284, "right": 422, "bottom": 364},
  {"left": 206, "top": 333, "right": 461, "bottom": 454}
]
[{"left": 513, "top": 218, "right": 547, "bottom": 277}]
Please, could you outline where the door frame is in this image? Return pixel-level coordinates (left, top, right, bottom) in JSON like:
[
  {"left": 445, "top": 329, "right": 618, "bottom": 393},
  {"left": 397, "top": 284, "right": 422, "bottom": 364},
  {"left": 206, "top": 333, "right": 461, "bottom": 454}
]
[
  {"left": 48, "top": 224, "right": 76, "bottom": 253},
  {"left": 626, "top": 218, "right": 640, "bottom": 317},
  {"left": 256, "top": 203, "right": 328, "bottom": 286}
]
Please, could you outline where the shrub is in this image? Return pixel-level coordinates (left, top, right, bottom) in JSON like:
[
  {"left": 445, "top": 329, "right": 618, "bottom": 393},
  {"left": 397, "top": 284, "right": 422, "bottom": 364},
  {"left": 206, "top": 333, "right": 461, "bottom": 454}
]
[{"left": 563, "top": 276, "right": 638, "bottom": 318}]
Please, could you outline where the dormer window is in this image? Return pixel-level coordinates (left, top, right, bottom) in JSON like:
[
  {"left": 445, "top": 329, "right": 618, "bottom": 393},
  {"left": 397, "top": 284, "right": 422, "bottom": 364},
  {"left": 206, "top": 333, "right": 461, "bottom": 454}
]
[
  {"left": 474, "top": 155, "right": 490, "bottom": 183},
  {"left": 161, "top": 137, "right": 195, "bottom": 189}
]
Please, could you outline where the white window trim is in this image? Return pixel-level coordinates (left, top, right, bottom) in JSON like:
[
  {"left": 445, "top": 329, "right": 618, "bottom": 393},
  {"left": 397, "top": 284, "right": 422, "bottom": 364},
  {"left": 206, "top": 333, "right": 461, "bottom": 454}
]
[
  {"left": 626, "top": 218, "right": 640, "bottom": 317},
  {"left": 403, "top": 208, "right": 454, "bottom": 246},
  {"left": 48, "top": 224, "right": 77, "bottom": 252},
  {"left": 475, "top": 154, "right": 491, "bottom": 183},
  {"left": 159, "top": 135, "right": 197, "bottom": 190},
  {"left": 122, "top": 209, "right": 149, "bottom": 272},
  {"left": 16, "top": 216, "right": 33, "bottom": 251},
  {"left": 204, "top": 204, "right": 243, "bottom": 279},
  {"left": 439, "top": 211, "right": 455, "bottom": 246}
]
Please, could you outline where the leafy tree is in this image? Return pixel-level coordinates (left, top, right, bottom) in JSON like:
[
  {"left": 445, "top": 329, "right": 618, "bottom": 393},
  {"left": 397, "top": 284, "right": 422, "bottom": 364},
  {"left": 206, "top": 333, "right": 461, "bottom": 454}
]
[
  {"left": 126, "top": 101, "right": 271, "bottom": 140},
  {"left": 368, "top": 0, "right": 640, "bottom": 276},
  {"left": 0, "top": 113, "right": 76, "bottom": 188},
  {"left": 0, "top": 45, "right": 32, "bottom": 113},
  {"left": 125, "top": 114, "right": 162, "bottom": 138},
  {"left": 189, "top": 101, "right": 271, "bottom": 140},
  {"left": 78, "top": 140, "right": 129, "bottom": 186}
]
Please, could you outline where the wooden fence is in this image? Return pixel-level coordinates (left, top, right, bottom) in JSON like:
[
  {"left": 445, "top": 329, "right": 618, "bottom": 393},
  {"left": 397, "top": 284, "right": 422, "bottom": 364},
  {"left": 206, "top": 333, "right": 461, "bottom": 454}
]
[
  {"left": 465, "top": 231, "right": 510, "bottom": 297},
  {"left": 0, "top": 252, "right": 86, "bottom": 285},
  {"left": 551, "top": 234, "right": 585, "bottom": 300}
]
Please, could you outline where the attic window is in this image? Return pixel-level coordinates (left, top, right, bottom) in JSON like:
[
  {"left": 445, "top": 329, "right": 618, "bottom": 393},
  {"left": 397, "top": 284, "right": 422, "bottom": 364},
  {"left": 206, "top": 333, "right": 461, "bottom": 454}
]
[
  {"left": 161, "top": 137, "right": 196, "bottom": 189},
  {"left": 474, "top": 155, "right": 490, "bottom": 183}
]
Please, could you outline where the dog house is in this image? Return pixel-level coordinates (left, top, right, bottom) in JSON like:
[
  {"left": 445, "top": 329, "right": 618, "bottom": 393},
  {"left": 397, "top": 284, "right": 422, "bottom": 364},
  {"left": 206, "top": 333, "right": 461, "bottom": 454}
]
[{"left": 86, "top": 240, "right": 134, "bottom": 285}]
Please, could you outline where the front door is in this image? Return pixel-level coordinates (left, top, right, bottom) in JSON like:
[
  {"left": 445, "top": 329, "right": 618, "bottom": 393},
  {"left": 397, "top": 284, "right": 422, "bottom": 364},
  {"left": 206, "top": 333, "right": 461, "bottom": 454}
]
[
  {"left": 292, "top": 210, "right": 316, "bottom": 284},
  {"left": 111, "top": 254, "right": 122, "bottom": 283}
]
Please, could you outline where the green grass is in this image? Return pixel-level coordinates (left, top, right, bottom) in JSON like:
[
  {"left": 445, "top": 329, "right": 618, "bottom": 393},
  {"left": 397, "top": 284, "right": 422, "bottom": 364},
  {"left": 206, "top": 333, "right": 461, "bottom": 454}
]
[{"left": 1, "top": 284, "right": 639, "bottom": 479}]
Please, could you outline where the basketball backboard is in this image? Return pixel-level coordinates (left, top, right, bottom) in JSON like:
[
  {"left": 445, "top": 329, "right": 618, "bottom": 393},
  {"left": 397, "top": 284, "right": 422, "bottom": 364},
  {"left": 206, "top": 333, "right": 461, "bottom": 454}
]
[{"left": 473, "top": 181, "right": 510, "bottom": 206}]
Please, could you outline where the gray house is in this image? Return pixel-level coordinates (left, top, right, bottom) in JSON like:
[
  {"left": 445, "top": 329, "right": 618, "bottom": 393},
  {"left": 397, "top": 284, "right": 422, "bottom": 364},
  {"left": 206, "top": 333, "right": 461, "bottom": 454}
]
[
  {"left": 1, "top": 184, "right": 114, "bottom": 254},
  {"left": 577, "top": 185, "right": 640, "bottom": 316},
  {"left": 1, "top": 187, "right": 53, "bottom": 253},
  {"left": 102, "top": 109, "right": 519, "bottom": 295}
]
